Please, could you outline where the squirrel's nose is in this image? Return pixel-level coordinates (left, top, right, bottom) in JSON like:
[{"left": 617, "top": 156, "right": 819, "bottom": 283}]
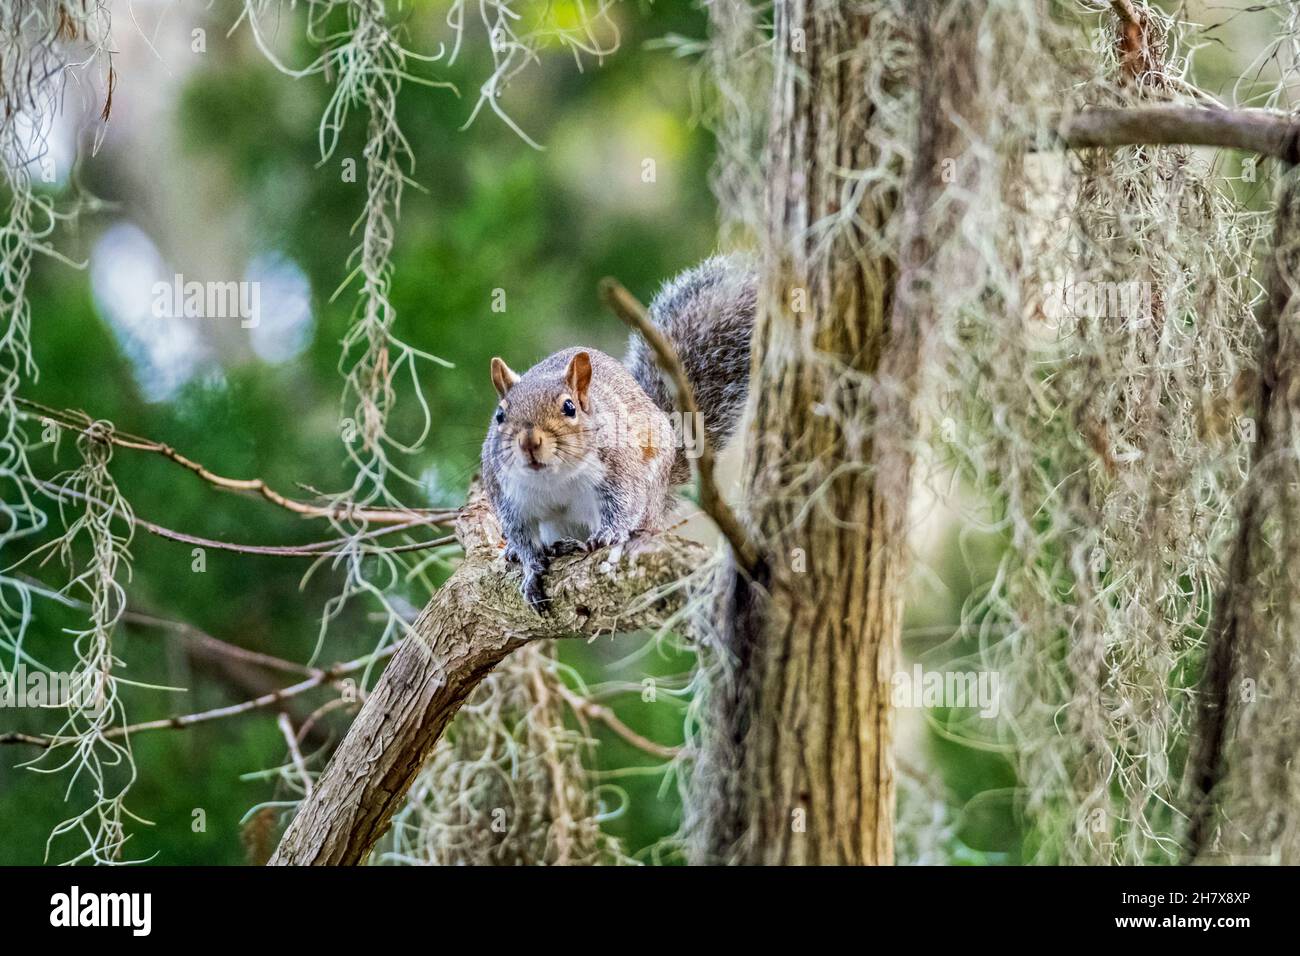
[{"left": 519, "top": 428, "right": 544, "bottom": 453}]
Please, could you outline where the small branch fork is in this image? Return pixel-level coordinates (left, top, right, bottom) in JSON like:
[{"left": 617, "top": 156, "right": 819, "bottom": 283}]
[
  {"left": 21, "top": 573, "right": 325, "bottom": 677},
  {"left": 555, "top": 681, "right": 681, "bottom": 760},
  {"left": 598, "top": 277, "right": 762, "bottom": 574},
  {"left": 14, "top": 397, "right": 459, "bottom": 559}
]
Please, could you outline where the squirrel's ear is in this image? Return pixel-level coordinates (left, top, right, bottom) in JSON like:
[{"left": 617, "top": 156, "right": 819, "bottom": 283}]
[
  {"left": 490, "top": 357, "right": 519, "bottom": 398},
  {"left": 565, "top": 351, "right": 593, "bottom": 411}
]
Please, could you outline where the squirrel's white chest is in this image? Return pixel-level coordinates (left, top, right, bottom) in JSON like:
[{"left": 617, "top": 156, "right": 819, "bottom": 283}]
[{"left": 502, "top": 465, "right": 605, "bottom": 547}]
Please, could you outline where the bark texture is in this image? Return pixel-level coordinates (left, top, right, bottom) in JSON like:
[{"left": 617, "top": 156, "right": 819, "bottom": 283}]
[
  {"left": 695, "top": 1, "right": 896, "bottom": 866},
  {"left": 270, "top": 486, "right": 706, "bottom": 865},
  {"left": 692, "top": 0, "right": 983, "bottom": 866}
]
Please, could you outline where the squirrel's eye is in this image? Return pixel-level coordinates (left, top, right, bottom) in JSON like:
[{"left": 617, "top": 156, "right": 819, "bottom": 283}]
[
  {"left": 494, "top": 409, "right": 506, "bottom": 425},
  {"left": 562, "top": 399, "right": 577, "bottom": 418}
]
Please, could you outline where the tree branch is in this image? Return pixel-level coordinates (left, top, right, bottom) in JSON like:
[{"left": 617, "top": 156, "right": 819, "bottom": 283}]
[
  {"left": 1108, "top": 0, "right": 1142, "bottom": 27},
  {"left": 21, "top": 572, "right": 320, "bottom": 678},
  {"left": 1056, "top": 105, "right": 1300, "bottom": 164},
  {"left": 598, "top": 277, "right": 761, "bottom": 574},
  {"left": 1, "top": 647, "right": 394, "bottom": 748},
  {"left": 555, "top": 682, "right": 681, "bottom": 761},
  {"left": 18, "top": 397, "right": 457, "bottom": 527},
  {"left": 268, "top": 482, "right": 708, "bottom": 865},
  {"left": 27, "top": 477, "right": 455, "bottom": 558}
]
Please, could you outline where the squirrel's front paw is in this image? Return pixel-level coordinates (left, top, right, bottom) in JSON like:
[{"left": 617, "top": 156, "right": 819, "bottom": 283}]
[
  {"left": 584, "top": 530, "right": 627, "bottom": 553},
  {"left": 522, "top": 573, "right": 550, "bottom": 613}
]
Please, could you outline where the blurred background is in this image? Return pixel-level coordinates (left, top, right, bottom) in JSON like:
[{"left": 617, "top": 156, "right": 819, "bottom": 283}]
[{"left": 0, "top": 0, "right": 1281, "bottom": 865}]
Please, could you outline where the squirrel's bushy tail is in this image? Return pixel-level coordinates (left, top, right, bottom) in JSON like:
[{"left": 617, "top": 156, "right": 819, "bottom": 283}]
[{"left": 624, "top": 254, "right": 758, "bottom": 483}]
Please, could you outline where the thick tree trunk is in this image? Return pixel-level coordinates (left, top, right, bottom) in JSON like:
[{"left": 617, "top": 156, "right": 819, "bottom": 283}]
[
  {"left": 692, "top": 0, "right": 982, "bottom": 866},
  {"left": 693, "top": 1, "right": 897, "bottom": 866}
]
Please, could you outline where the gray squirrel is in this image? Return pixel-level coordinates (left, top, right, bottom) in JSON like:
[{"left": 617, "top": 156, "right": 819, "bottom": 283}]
[{"left": 481, "top": 254, "right": 758, "bottom": 609}]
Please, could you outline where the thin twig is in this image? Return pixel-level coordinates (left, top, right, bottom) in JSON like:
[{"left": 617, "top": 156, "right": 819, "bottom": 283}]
[
  {"left": 0, "top": 732, "right": 51, "bottom": 746},
  {"left": 26, "top": 477, "right": 455, "bottom": 558},
  {"left": 598, "top": 277, "right": 761, "bottom": 573},
  {"left": 0, "top": 647, "right": 396, "bottom": 748},
  {"left": 130, "top": 610, "right": 321, "bottom": 678},
  {"left": 556, "top": 683, "right": 680, "bottom": 760},
  {"left": 19, "top": 397, "right": 457, "bottom": 526},
  {"left": 295, "top": 697, "right": 360, "bottom": 752},
  {"left": 20, "top": 573, "right": 320, "bottom": 678}
]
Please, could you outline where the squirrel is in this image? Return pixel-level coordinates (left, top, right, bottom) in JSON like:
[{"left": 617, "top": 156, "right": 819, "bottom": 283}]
[{"left": 481, "top": 254, "right": 758, "bottom": 610}]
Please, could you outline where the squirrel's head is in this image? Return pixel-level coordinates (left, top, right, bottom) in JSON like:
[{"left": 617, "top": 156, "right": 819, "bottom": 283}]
[{"left": 487, "top": 351, "right": 597, "bottom": 478}]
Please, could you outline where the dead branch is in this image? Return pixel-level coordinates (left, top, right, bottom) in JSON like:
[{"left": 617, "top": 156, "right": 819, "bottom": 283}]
[
  {"left": 598, "top": 277, "right": 761, "bottom": 574},
  {"left": 268, "top": 482, "right": 707, "bottom": 865}
]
